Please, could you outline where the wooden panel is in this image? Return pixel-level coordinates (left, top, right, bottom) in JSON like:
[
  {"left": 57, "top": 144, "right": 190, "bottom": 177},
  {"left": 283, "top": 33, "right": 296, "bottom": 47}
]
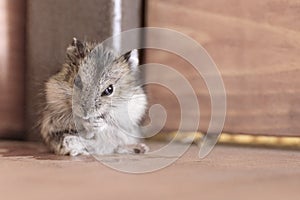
[
  {"left": 26, "top": 0, "right": 143, "bottom": 140},
  {"left": 145, "top": 0, "right": 300, "bottom": 136},
  {"left": 0, "top": 0, "right": 25, "bottom": 139}
]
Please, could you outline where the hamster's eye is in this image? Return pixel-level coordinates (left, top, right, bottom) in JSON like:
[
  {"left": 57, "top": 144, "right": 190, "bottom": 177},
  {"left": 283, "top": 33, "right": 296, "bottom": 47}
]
[
  {"left": 74, "top": 75, "right": 83, "bottom": 89},
  {"left": 101, "top": 84, "right": 114, "bottom": 96}
]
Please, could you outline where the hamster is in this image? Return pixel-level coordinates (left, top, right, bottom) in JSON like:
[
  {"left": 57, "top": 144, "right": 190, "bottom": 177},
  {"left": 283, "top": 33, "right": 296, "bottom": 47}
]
[{"left": 40, "top": 38, "right": 149, "bottom": 156}]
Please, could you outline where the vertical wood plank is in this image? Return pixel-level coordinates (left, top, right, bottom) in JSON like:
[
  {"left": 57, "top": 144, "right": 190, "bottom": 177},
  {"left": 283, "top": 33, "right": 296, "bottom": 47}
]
[
  {"left": 146, "top": 0, "right": 300, "bottom": 136},
  {"left": 26, "top": 0, "right": 143, "bottom": 140},
  {"left": 0, "top": 0, "right": 25, "bottom": 139}
]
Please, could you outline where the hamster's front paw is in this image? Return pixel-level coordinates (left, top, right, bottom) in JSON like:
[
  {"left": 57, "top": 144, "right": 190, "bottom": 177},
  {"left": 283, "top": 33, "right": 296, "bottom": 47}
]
[
  {"left": 63, "top": 135, "right": 89, "bottom": 156},
  {"left": 115, "top": 143, "right": 149, "bottom": 154}
]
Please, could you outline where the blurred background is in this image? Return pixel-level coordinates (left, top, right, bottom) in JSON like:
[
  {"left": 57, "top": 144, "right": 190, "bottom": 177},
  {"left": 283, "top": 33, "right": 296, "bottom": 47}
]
[{"left": 1, "top": 0, "right": 300, "bottom": 143}]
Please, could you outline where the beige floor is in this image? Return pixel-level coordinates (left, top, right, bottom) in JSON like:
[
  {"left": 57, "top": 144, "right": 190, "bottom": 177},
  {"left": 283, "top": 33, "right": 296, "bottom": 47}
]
[{"left": 0, "top": 141, "right": 300, "bottom": 200}]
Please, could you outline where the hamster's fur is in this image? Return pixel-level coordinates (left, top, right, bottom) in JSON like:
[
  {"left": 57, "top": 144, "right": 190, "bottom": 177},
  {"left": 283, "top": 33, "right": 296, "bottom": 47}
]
[{"left": 40, "top": 38, "right": 148, "bottom": 156}]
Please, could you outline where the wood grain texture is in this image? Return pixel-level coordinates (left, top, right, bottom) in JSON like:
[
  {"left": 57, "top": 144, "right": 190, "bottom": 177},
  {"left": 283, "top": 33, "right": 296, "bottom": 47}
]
[
  {"left": 145, "top": 0, "right": 300, "bottom": 136},
  {"left": 0, "top": 0, "right": 25, "bottom": 139},
  {"left": 2, "top": 141, "right": 300, "bottom": 200}
]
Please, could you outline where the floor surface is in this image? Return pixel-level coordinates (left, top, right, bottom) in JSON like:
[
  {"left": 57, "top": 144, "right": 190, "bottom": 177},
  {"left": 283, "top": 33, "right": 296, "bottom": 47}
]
[{"left": 0, "top": 141, "right": 300, "bottom": 200}]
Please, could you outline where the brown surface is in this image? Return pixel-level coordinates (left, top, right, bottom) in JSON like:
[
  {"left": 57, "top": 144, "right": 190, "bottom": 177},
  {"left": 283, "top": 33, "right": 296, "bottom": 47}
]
[
  {"left": 0, "top": 141, "right": 300, "bottom": 200},
  {"left": 0, "top": 0, "right": 25, "bottom": 139},
  {"left": 145, "top": 0, "right": 300, "bottom": 136},
  {"left": 25, "top": 0, "right": 143, "bottom": 140}
]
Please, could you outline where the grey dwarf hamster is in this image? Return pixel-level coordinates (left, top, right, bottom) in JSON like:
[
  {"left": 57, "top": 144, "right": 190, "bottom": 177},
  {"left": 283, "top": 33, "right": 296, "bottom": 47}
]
[{"left": 40, "top": 38, "right": 149, "bottom": 156}]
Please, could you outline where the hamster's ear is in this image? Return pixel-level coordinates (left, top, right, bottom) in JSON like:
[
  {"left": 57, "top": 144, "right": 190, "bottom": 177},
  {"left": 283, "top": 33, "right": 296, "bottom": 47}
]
[
  {"left": 65, "top": 38, "right": 86, "bottom": 65},
  {"left": 122, "top": 49, "right": 139, "bottom": 71},
  {"left": 71, "top": 37, "right": 85, "bottom": 58}
]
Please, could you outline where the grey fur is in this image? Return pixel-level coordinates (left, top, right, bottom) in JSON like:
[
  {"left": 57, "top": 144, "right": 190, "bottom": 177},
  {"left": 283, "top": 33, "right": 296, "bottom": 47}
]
[{"left": 41, "top": 39, "right": 148, "bottom": 156}]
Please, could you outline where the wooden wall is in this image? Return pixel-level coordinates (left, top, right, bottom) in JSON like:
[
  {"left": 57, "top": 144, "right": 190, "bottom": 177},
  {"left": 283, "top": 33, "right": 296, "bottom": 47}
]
[
  {"left": 145, "top": 0, "right": 300, "bottom": 136},
  {"left": 26, "top": 0, "right": 143, "bottom": 140},
  {"left": 0, "top": 0, "right": 143, "bottom": 141},
  {"left": 0, "top": 0, "right": 25, "bottom": 139}
]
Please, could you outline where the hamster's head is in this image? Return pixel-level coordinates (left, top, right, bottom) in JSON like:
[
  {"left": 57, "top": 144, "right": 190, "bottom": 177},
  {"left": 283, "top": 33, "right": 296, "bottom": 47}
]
[{"left": 72, "top": 43, "right": 147, "bottom": 129}]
